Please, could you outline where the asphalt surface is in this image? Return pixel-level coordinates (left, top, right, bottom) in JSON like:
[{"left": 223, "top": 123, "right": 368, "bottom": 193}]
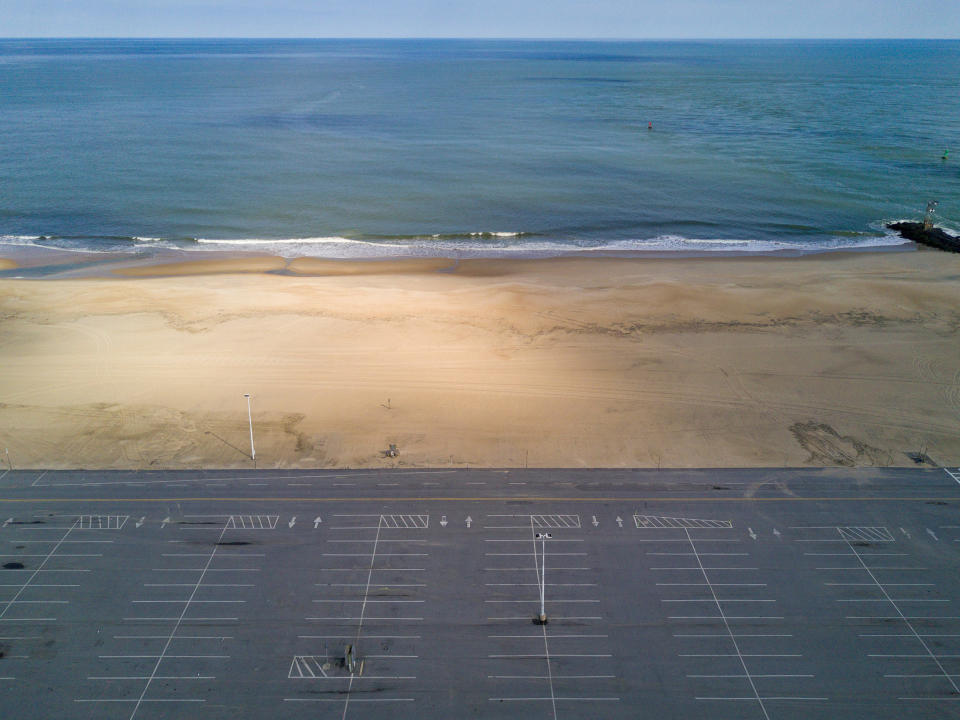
[{"left": 1, "top": 466, "right": 960, "bottom": 719}]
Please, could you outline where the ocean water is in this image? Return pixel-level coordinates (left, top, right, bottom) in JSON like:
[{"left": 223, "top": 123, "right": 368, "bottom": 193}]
[{"left": 1, "top": 38, "right": 958, "bottom": 260}]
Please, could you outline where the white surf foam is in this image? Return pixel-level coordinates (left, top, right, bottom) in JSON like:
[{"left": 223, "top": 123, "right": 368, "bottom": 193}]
[{"left": 182, "top": 231, "right": 912, "bottom": 259}]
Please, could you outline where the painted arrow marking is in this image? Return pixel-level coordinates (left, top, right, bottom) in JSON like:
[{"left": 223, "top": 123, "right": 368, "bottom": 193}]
[
  {"left": 161, "top": 517, "right": 171, "bottom": 528},
  {"left": 927, "top": 528, "right": 939, "bottom": 542},
  {"left": 900, "top": 527, "right": 911, "bottom": 539},
  {"left": 289, "top": 516, "right": 297, "bottom": 529},
  {"left": 440, "top": 515, "right": 448, "bottom": 527},
  {"left": 615, "top": 516, "right": 623, "bottom": 528},
  {"left": 135, "top": 516, "right": 146, "bottom": 528},
  {"left": 592, "top": 515, "right": 599, "bottom": 527},
  {"left": 2, "top": 517, "right": 12, "bottom": 528},
  {"left": 772, "top": 528, "right": 781, "bottom": 538},
  {"left": 748, "top": 527, "right": 757, "bottom": 540},
  {"left": 465, "top": 516, "right": 472, "bottom": 528},
  {"left": 313, "top": 516, "right": 322, "bottom": 529}
]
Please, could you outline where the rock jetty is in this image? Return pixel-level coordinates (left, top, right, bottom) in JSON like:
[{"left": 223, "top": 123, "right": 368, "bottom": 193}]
[{"left": 887, "top": 222, "right": 960, "bottom": 253}]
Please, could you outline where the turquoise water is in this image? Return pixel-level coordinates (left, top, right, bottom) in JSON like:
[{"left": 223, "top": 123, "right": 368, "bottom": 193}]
[{"left": 1, "top": 39, "right": 958, "bottom": 258}]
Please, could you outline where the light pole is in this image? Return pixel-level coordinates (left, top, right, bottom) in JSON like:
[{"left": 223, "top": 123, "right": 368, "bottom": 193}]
[
  {"left": 243, "top": 393, "right": 255, "bottom": 466},
  {"left": 535, "top": 532, "right": 552, "bottom": 624}
]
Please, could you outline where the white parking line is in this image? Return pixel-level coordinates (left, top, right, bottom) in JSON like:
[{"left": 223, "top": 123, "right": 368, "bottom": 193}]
[
  {"left": 312, "top": 599, "right": 424, "bottom": 603},
  {"left": 488, "top": 616, "right": 603, "bottom": 621},
  {"left": 689, "top": 674, "right": 813, "bottom": 678},
  {"left": 658, "top": 583, "right": 765, "bottom": 586},
  {"left": 490, "top": 654, "right": 612, "bottom": 659},
  {"left": 485, "top": 599, "right": 599, "bottom": 603},
  {"left": 320, "top": 583, "right": 426, "bottom": 588},
  {"left": 298, "top": 635, "right": 421, "bottom": 639},
  {"left": 680, "top": 653, "right": 801, "bottom": 658},
  {"left": 652, "top": 567, "right": 759, "bottom": 571},
  {"left": 491, "top": 674, "right": 615, "bottom": 679},
  {"left": 11, "top": 540, "right": 113, "bottom": 544},
  {"left": 88, "top": 675, "right": 216, "bottom": 680},
  {"left": 675, "top": 633, "right": 793, "bottom": 638},
  {"left": 306, "top": 617, "right": 424, "bottom": 621},
  {"left": 75, "top": 699, "right": 206, "bottom": 704},
  {"left": 488, "top": 697, "right": 619, "bottom": 702},
  {"left": 669, "top": 616, "right": 784, "bottom": 620},
  {"left": 114, "top": 635, "right": 233, "bottom": 640},
  {"left": 489, "top": 634, "right": 608, "bottom": 639},
  {"left": 696, "top": 696, "right": 827, "bottom": 702},
  {"left": 284, "top": 698, "right": 414, "bottom": 703},
  {"left": 485, "top": 567, "right": 589, "bottom": 572},
  {"left": 486, "top": 583, "right": 596, "bottom": 587}
]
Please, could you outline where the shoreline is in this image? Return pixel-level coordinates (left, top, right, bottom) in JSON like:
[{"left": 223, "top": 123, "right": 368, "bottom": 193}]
[{"left": 0, "top": 239, "right": 919, "bottom": 280}]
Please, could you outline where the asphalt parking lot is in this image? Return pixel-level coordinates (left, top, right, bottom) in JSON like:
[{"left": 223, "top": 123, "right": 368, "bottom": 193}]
[{"left": 1, "top": 466, "right": 959, "bottom": 718}]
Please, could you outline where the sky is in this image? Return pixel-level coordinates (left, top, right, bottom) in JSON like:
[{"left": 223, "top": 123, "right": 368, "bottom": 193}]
[{"left": 3, "top": 0, "right": 959, "bottom": 38}]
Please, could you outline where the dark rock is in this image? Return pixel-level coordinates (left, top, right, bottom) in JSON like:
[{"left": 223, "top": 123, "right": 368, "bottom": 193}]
[{"left": 887, "top": 221, "right": 960, "bottom": 253}]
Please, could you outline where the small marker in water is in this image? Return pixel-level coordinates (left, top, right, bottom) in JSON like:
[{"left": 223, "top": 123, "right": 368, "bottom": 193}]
[
  {"left": 648, "top": 121, "right": 653, "bottom": 130},
  {"left": 943, "top": 149, "right": 950, "bottom": 161}
]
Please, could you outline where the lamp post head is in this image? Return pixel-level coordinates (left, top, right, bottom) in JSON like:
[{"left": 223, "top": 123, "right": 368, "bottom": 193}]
[{"left": 243, "top": 393, "right": 250, "bottom": 399}]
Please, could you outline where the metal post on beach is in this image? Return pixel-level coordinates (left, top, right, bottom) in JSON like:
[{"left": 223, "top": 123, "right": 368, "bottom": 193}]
[{"left": 244, "top": 393, "right": 256, "bottom": 467}]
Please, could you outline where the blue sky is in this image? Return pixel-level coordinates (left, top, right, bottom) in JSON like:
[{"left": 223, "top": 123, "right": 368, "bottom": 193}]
[{"left": 4, "top": 0, "right": 959, "bottom": 38}]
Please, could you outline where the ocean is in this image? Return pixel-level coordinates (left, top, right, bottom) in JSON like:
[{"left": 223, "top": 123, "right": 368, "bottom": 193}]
[{"left": 1, "top": 38, "right": 958, "bottom": 260}]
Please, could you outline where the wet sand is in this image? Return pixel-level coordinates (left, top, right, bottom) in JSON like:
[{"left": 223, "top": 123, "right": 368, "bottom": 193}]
[{"left": 0, "top": 248, "right": 958, "bottom": 469}]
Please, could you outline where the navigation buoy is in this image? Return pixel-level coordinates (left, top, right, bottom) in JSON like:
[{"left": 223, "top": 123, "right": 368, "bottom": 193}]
[
  {"left": 648, "top": 122, "right": 653, "bottom": 130},
  {"left": 943, "top": 149, "right": 950, "bottom": 161}
]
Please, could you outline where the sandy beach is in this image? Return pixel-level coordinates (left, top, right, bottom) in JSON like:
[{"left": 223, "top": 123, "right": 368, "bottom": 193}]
[{"left": 0, "top": 248, "right": 958, "bottom": 470}]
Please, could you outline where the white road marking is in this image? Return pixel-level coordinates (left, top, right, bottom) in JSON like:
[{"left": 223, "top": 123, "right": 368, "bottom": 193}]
[
  {"left": 285, "top": 698, "right": 414, "bottom": 703},
  {"left": 113, "top": 635, "right": 232, "bottom": 640},
  {"left": 298, "top": 634, "right": 421, "bottom": 639},
  {"left": 489, "top": 634, "right": 608, "bottom": 639},
  {"left": 488, "top": 697, "right": 619, "bottom": 702},
  {"left": 489, "top": 654, "right": 612, "bottom": 659},
  {"left": 689, "top": 674, "right": 812, "bottom": 678},
  {"left": 88, "top": 675, "right": 215, "bottom": 680},
  {"left": 636, "top": 515, "right": 732, "bottom": 529},
  {"left": 696, "top": 696, "right": 826, "bottom": 701},
  {"left": 75, "top": 699, "right": 205, "bottom": 703},
  {"left": 490, "top": 674, "right": 615, "bottom": 679}
]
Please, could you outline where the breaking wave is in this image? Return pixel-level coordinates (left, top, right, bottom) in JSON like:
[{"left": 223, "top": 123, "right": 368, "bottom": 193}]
[{"left": 0, "top": 226, "right": 912, "bottom": 261}]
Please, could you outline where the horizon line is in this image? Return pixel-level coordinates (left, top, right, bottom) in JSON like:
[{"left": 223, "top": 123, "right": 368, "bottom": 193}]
[{"left": 1, "top": 36, "right": 958, "bottom": 41}]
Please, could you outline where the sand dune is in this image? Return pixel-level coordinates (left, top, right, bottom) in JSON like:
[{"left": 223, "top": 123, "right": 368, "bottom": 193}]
[{"left": 0, "top": 249, "right": 958, "bottom": 469}]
